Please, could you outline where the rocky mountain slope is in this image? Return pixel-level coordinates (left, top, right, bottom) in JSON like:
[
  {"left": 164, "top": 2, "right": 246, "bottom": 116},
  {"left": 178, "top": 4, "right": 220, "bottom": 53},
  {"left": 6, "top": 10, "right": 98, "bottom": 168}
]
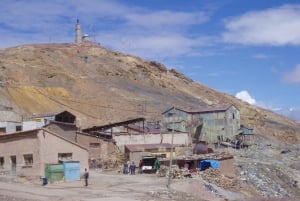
[{"left": 0, "top": 43, "right": 299, "bottom": 143}]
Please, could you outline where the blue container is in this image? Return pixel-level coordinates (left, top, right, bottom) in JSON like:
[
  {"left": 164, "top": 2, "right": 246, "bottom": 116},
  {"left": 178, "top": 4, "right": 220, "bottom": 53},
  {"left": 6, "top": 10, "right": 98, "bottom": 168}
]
[
  {"left": 199, "top": 160, "right": 219, "bottom": 171},
  {"left": 63, "top": 161, "right": 80, "bottom": 181}
]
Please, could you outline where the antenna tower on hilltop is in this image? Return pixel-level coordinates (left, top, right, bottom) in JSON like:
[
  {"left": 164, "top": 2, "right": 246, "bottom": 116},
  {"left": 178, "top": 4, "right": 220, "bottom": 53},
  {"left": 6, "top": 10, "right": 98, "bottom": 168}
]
[{"left": 75, "top": 19, "right": 82, "bottom": 43}]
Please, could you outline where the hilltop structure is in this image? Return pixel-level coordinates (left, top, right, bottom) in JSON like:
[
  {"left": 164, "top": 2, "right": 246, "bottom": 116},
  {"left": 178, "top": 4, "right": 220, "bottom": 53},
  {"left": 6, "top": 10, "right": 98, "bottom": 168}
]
[
  {"left": 75, "top": 19, "right": 90, "bottom": 43},
  {"left": 75, "top": 19, "right": 82, "bottom": 43}
]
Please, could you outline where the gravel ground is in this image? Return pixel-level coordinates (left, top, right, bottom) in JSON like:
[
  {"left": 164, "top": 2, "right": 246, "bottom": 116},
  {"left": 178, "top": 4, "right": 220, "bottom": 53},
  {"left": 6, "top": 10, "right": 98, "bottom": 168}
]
[{"left": 231, "top": 134, "right": 300, "bottom": 199}]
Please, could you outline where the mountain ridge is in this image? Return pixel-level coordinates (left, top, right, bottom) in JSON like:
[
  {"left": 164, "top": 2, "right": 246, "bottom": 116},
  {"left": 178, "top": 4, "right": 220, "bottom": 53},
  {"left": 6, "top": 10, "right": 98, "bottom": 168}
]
[{"left": 0, "top": 43, "right": 299, "bottom": 143}]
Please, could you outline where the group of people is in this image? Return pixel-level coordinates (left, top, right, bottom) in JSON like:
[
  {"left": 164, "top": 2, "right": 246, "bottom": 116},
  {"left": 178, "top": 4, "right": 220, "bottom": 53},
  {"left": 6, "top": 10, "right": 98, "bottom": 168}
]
[{"left": 123, "top": 161, "right": 136, "bottom": 174}]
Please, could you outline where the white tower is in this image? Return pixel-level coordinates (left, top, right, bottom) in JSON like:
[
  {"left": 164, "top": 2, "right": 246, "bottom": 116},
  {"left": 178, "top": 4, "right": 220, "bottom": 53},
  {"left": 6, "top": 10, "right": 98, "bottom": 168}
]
[{"left": 75, "top": 19, "right": 82, "bottom": 43}]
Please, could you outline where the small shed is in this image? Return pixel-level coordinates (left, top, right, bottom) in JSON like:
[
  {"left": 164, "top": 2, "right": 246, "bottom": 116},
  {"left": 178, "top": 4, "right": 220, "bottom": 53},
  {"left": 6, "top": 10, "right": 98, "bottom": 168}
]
[
  {"left": 236, "top": 125, "right": 255, "bottom": 147},
  {"left": 45, "top": 164, "right": 64, "bottom": 182},
  {"left": 63, "top": 161, "right": 80, "bottom": 181}
]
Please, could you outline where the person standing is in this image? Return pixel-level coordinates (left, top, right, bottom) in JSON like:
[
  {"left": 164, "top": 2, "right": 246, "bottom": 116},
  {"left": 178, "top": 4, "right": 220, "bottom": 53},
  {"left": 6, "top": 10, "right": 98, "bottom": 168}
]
[
  {"left": 130, "top": 161, "right": 135, "bottom": 175},
  {"left": 138, "top": 160, "right": 143, "bottom": 174},
  {"left": 154, "top": 158, "right": 160, "bottom": 173},
  {"left": 126, "top": 161, "right": 130, "bottom": 174},
  {"left": 84, "top": 168, "right": 89, "bottom": 186}
]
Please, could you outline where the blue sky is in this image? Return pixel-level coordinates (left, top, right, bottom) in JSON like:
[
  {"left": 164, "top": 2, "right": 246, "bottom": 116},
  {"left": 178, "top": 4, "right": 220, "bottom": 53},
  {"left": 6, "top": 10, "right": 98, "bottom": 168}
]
[{"left": 0, "top": 0, "right": 300, "bottom": 120}]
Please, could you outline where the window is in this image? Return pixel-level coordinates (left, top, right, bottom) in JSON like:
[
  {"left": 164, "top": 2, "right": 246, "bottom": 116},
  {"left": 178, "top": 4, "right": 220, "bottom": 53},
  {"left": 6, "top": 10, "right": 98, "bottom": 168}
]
[
  {"left": 16, "top": 126, "right": 22, "bottom": 131},
  {"left": 232, "top": 113, "right": 235, "bottom": 119},
  {"left": 0, "top": 127, "right": 6, "bottom": 133},
  {"left": 58, "top": 153, "right": 72, "bottom": 161},
  {"left": 0, "top": 157, "right": 4, "bottom": 168},
  {"left": 89, "top": 143, "right": 100, "bottom": 148},
  {"left": 23, "top": 154, "right": 33, "bottom": 166}
]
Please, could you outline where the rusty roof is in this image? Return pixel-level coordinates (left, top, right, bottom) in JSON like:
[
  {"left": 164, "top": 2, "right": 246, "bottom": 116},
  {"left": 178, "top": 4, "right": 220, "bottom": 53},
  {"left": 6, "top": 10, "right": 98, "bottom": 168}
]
[
  {"left": 162, "top": 104, "right": 237, "bottom": 115},
  {"left": 82, "top": 117, "right": 145, "bottom": 133},
  {"left": 125, "top": 143, "right": 172, "bottom": 152}
]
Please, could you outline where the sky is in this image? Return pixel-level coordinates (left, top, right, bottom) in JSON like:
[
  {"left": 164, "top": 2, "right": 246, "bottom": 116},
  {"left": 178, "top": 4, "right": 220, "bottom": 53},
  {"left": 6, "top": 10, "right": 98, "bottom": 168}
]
[{"left": 0, "top": 0, "right": 300, "bottom": 120}]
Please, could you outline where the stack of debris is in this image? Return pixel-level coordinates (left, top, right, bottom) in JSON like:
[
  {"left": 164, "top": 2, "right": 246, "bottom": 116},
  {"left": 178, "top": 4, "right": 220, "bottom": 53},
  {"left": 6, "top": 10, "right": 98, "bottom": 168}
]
[
  {"left": 158, "top": 165, "right": 201, "bottom": 179},
  {"left": 175, "top": 151, "right": 233, "bottom": 162},
  {"left": 172, "top": 167, "right": 202, "bottom": 179},
  {"left": 200, "top": 168, "right": 240, "bottom": 191}
]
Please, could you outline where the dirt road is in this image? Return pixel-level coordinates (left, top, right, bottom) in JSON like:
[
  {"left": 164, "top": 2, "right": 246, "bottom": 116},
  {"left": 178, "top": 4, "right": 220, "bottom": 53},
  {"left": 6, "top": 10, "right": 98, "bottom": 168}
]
[
  {"left": 0, "top": 170, "right": 218, "bottom": 201},
  {"left": 1, "top": 169, "right": 299, "bottom": 201}
]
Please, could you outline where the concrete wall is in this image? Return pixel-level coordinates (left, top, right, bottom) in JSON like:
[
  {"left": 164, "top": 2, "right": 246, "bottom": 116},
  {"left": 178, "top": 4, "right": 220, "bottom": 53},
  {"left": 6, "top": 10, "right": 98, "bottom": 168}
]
[
  {"left": 75, "top": 133, "right": 114, "bottom": 161},
  {"left": 22, "top": 120, "right": 45, "bottom": 131},
  {"left": 0, "top": 131, "right": 40, "bottom": 176},
  {"left": 113, "top": 132, "right": 190, "bottom": 152},
  {"left": 0, "top": 129, "right": 89, "bottom": 178},
  {"left": 38, "top": 130, "right": 89, "bottom": 175}
]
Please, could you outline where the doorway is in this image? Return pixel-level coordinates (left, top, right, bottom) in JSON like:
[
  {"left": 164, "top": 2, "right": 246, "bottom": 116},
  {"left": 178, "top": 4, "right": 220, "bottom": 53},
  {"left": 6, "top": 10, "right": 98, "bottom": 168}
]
[{"left": 10, "top": 155, "right": 16, "bottom": 174}]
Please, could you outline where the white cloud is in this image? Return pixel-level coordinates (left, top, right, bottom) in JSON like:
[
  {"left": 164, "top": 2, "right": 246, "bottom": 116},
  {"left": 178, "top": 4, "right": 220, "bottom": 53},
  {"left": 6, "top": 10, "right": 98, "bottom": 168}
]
[
  {"left": 125, "top": 10, "right": 209, "bottom": 28},
  {"left": 276, "top": 107, "right": 300, "bottom": 121},
  {"left": 99, "top": 32, "right": 212, "bottom": 59},
  {"left": 252, "top": 54, "right": 271, "bottom": 59},
  {"left": 283, "top": 64, "right": 300, "bottom": 83},
  {"left": 235, "top": 90, "right": 256, "bottom": 105},
  {"left": 222, "top": 4, "right": 300, "bottom": 45},
  {"left": 0, "top": 0, "right": 213, "bottom": 60}
]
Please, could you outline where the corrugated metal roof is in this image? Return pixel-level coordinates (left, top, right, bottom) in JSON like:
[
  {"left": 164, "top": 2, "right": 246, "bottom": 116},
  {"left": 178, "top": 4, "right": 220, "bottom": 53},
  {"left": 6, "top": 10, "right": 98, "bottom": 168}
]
[
  {"left": 180, "top": 104, "right": 234, "bottom": 113},
  {"left": 43, "top": 120, "right": 77, "bottom": 127},
  {"left": 31, "top": 111, "right": 65, "bottom": 118},
  {"left": 125, "top": 143, "right": 172, "bottom": 152},
  {"left": 162, "top": 104, "right": 237, "bottom": 115},
  {"left": 82, "top": 117, "right": 145, "bottom": 133}
]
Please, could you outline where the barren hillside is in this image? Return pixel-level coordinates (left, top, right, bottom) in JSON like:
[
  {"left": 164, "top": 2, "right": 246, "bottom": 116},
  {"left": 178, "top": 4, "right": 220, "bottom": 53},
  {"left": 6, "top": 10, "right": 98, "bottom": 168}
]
[{"left": 0, "top": 43, "right": 299, "bottom": 143}]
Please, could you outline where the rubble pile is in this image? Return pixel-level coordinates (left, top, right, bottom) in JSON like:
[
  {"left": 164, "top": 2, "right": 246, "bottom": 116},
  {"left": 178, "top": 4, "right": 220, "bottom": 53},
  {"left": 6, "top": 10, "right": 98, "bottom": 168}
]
[
  {"left": 89, "top": 158, "right": 119, "bottom": 170},
  {"left": 149, "top": 189, "right": 207, "bottom": 201},
  {"left": 158, "top": 165, "right": 201, "bottom": 179},
  {"left": 200, "top": 168, "right": 240, "bottom": 191},
  {"left": 234, "top": 138, "right": 300, "bottom": 198},
  {"left": 172, "top": 167, "right": 201, "bottom": 179},
  {"left": 176, "top": 152, "right": 233, "bottom": 161},
  {"left": 238, "top": 162, "right": 298, "bottom": 198}
]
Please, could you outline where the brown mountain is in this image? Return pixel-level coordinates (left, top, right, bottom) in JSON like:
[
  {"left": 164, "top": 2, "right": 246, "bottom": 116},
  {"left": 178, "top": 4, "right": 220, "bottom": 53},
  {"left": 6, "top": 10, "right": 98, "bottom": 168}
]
[{"left": 0, "top": 43, "right": 299, "bottom": 143}]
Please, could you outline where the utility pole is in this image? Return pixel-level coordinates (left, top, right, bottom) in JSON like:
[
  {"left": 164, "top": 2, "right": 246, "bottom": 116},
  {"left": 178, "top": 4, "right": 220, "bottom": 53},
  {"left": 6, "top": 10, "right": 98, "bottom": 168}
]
[{"left": 167, "top": 106, "right": 175, "bottom": 188}]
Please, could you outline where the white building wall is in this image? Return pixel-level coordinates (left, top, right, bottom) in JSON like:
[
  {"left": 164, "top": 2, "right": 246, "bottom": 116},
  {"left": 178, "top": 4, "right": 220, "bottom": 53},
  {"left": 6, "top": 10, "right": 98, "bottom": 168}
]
[
  {"left": 113, "top": 132, "right": 190, "bottom": 152},
  {"left": 0, "top": 121, "right": 22, "bottom": 133},
  {"left": 22, "top": 121, "right": 45, "bottom": 131}
]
